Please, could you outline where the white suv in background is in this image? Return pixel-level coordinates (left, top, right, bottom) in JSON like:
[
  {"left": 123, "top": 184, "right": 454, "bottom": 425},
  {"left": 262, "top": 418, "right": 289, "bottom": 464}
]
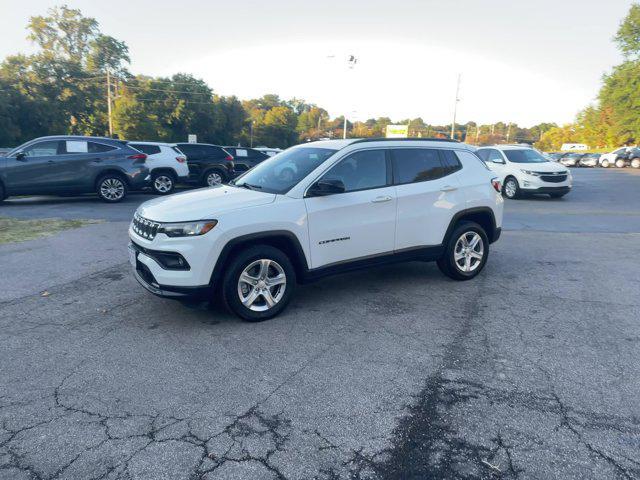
[
  {"left": 128, "top": 142, "right": 189, "bottom": 194},
  {"left": 128, "top": 139, "right": 503, "bottom": 321},
  {"left": 475, "top": 145, "right": 572, "bottom": 199}
]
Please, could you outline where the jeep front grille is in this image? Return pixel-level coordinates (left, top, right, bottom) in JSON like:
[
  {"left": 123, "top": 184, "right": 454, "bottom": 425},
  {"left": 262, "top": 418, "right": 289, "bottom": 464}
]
[{"left": 132, "top": 213, "right": 161, "bottom": 240}]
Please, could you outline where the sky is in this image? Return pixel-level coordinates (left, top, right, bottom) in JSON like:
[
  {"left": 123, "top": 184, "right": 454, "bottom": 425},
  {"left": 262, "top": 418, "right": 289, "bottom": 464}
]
[{"left": 0, "top": 0, "right": 634, "bottom": 127}]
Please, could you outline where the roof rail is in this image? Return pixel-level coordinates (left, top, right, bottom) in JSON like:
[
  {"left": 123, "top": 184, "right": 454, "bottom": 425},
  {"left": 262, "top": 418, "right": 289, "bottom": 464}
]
[{"left": 350, "top": 137, "right": 460, "bottom": 144}]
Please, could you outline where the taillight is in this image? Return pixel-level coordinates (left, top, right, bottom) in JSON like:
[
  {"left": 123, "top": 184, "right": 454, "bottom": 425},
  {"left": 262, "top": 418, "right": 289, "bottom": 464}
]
[
  {"left": 491, "top": 178, "right": 502, "bottom": 193},
  {"left": 128, "top": 153, "right": 147, "bottom": 161},
  {"left": 176, "top": 156, "right": 186, "bottom": 163},
  {"left": 225, "top": 155, "right": 234, "bottom": 162}
]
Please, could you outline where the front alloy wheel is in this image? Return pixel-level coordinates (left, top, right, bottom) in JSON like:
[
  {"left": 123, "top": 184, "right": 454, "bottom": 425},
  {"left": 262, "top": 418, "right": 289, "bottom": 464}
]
[
  {"left": 222, "top": 245, "right": 296, "bottom": 321},
  {"left": 503, "top": 177, "right": 519, "bottom": 199},
  {"left": 631, "top": 158, "right": 640, "bottom": 169},
  {"left": 616, "top": 159, "right": 626, "bottom": 168},
  {"left": 237, "top": 259, "right": 287, "bottom": 312}
]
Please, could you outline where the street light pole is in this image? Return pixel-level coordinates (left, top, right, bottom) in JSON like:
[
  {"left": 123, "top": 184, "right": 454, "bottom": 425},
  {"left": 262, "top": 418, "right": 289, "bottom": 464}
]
[
  {"left": 250, "top": 120, "right": 254, "bottom": 147},
  {"left": 343, "top": 55, "right": 358, "bottom": 139},
  {"left": 450, "top": 73, "right": 461, "bottom": 140}
]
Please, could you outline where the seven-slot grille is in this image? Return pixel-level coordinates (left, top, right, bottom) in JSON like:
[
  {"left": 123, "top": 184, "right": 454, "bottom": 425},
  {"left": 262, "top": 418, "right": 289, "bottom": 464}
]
[
  {"left": 132, "top": 213, "right": 161, "bottom": 240},
  {"left": 538, "top": 171, "right": 568, "bottom": 183}
]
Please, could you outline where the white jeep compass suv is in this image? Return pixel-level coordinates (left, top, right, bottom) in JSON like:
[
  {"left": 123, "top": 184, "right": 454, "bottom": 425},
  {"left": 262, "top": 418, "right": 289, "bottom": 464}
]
[
  {"left": 128, "top": 139, "right": 503, "bottom": 321},
  {"left": 475, "top": 145, "right": 572, "bottom": 199}
]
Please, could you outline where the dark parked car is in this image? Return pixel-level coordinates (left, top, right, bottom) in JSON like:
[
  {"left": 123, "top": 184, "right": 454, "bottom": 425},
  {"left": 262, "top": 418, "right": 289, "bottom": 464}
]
[
  {"left": 578, "top": 153, "right": 600, "bottom": 167},
  {"left": 224, "top": 147, "right": 270, "bottom": 175},
  {"left": 0, "top": 136, "right": 149, "bottom": 203},
  {"left": 558, "top": 152, "right": 585, "bottom": 167},
  {"left": 174, "top": 143, "right": 235, "bottom": 186},
  {"left": 623, "top": 147, "right": 640, "bottom": 168}
]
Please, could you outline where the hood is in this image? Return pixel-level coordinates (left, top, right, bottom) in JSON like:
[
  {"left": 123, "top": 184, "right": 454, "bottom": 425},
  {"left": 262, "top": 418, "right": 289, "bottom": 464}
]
[
  {"left": 137, "top": 185, "right": 276, "bottom": 222},
  {"left": 520, "top": 161, "right": 568, "bottom": 173}
]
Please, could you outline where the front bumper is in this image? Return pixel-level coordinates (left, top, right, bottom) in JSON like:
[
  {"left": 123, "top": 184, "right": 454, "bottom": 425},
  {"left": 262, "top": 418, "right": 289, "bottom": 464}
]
[{"left": 130, "top": 242, "right": 211, "bottom": 299}]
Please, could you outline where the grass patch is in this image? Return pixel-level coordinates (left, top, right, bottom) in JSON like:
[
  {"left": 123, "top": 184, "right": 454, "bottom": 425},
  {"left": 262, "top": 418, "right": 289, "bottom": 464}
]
[{"left": 0, "top": 217, "right": 100, "bottom": 244}]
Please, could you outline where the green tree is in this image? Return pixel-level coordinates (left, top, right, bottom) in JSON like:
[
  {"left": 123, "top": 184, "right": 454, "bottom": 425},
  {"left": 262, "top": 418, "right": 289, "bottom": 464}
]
[{"left": 615, "top": 3, "right": 640, "bottom": 58}]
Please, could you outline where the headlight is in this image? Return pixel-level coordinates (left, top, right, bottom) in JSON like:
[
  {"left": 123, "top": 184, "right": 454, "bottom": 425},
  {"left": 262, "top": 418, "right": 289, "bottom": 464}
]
[
  {"left": 158, "top": 220, "right": 217, "bottom": 237},
  {"left": 520, "top": 170, "right": 540, "bottom": 176}
]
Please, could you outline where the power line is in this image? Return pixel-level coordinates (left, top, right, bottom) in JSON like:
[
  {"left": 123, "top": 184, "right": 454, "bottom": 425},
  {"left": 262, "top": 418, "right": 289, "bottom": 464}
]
[{"left": 121, "top": 84, "right": 213, "bottom": 96}]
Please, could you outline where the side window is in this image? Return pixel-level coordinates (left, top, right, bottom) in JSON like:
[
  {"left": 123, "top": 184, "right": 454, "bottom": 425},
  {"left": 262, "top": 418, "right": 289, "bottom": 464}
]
[
  {"left": 64, "top": 140, "right": 89, "bottom": 155},
  {"left": 440, "top": 150, "right": 462, "bottom": 174},
  {"left": 202, "top": 146, "right": 224, "bottom": 157},
  {"left": 322, "top": 149, "right": 388, "bottom": 192},
  {"left": 88, "top": 142, "right": 117, "bottom": 153},
  {"left": 23, "top": 141, "right": 62, "bottom": 157},
  {"left": 487, "top": 149, "right": 504, "bottom": 162},
  {"left": 178, "top": 144, "right": 199, "bottom": 157},
  {"left": 475, "top": 149, "right": 489, "bottom": 162},
  {"left": 392, "top": 148, "right": 446, "bottom": 184}
]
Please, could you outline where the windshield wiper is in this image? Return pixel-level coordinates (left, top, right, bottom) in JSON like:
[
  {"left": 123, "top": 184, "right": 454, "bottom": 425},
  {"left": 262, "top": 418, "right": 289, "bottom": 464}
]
[{"left": 240, "top": 183, "right": 262, "bottom": 190}]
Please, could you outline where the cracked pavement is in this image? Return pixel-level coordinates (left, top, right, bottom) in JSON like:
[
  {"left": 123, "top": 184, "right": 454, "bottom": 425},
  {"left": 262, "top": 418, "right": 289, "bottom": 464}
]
[{"left": 1, "top": 168, "right": 639, "bottom": 479}]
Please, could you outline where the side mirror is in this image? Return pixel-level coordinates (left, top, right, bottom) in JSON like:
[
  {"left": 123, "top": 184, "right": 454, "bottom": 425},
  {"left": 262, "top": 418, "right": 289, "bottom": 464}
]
[
  {"left": 307, "top": 178, "right": 345, "bottom": 197},
  {"left": 15, "top": 151, "right": 26, "bottom": 161}
]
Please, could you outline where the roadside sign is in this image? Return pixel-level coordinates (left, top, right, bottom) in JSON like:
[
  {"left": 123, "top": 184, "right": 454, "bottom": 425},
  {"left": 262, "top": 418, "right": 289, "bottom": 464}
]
[
  {"left": 188, "top": 134, "right": 197, "bottom": 143},
  {"left": 386, "top": 125, "right": 409, "bottom": 138}
]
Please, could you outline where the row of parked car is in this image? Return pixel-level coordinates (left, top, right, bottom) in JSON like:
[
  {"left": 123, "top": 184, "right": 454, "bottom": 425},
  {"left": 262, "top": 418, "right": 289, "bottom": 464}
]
[
  {"left": 0, "top": 136, "right": 282, "bottom": 202},
  {"left": 547, "top": 147, "right": 640, "bottom": 168}
]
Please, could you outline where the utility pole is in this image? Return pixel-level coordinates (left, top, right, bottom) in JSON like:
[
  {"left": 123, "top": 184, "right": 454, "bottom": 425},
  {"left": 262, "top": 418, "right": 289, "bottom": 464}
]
[
  {"left": 506, "top": 122, "right": 512, "bottom": 143},
  {"left": 250, "top": 120, "right": 254, "bottom": 147},
  {"left": 343, "top": 55, "right": 358, "bottom": 139},
  {"left": 106, "top": 70, "right": 113, "bottom": 137},
  {"left": 475, "top": 125, "right": 481, "bottom": 143},
  {"left": 450, "top": 73, "right": 461, "bottom": 140}
]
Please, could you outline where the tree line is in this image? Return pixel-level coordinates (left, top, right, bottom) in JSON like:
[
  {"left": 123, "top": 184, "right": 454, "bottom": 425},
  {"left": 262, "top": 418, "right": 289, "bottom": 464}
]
[
  {"left": 3, "top": 5, "right": 630, "bottom": 151},
  {"left": 537, "top": 3, "right": 640, "bottom": 151}
]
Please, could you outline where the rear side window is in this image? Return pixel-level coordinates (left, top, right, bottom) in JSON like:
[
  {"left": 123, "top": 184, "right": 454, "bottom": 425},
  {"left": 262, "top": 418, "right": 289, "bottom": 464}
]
[
  {"left": 487, "top": 149, "right": 504, "bottom": 162},
  {"left": 391, "top": 148, "right": 446, "bottom": 184},
  {"left": 88, "top": 142, "right": 117, "bottom": 153},
  {"left": 440, "top": 150, "right": 462, "bottom": 174},
  {"left": 130, "top": 144, "right": 160, "bottom": 155},
  {"left": 202, "top": 146, "right": 226, "bottom": 157}
]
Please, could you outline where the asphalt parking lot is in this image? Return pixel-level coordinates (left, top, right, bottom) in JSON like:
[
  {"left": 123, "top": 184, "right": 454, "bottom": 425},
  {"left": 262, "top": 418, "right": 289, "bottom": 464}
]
[{"left": 1, "top": 168, "right": 639, "bottom": 479}]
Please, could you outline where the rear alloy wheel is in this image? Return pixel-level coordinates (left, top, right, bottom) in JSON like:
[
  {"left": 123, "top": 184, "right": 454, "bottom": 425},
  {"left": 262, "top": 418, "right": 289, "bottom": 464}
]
[
  {"left": 97, "top": 175, "right": 127, "bottom": 203},
  {"left": 503, "top": 177, "right": 520, "bottom": 199},
  {"left": 601, "top": 159, "right": 610, "bottom": 168},
  {"left": 204, "top": 169, "right": 226, "bottom": 187},
  {"left": 152, "top": 172, "right": 175, "bottom": 195},
  {"left": 631, "top": 158, "right": 640, "bottom": 169},
  {"left": 437, "top": 221, "right": 489, "bottom": 281},
  {"left": 222, "top": 245, "right": 296, "bottom": 321},
  {"left": 615, "top": 159, "right": 626, "bottom": 168}
]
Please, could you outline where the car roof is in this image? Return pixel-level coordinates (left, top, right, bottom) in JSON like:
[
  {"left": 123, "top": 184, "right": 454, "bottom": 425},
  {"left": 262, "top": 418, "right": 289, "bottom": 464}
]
[
  {"left": 31, "top": 135, "right": 124, "bottom": 143},
  {"left": 128, "top": 141, "right": 176, "bottom": 147},
  {"left": 299, "top": 138, "right": 470, "bottom": 151}
]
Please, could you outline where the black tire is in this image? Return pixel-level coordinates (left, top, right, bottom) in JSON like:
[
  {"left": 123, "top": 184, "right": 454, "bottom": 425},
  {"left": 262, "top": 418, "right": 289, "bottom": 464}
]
[
  {"left": 151, "top": 171, "right": 176, "bottom": 195},
  {"left": 96, "top": 174, "right": 128, "bottom": 203},
  {"left": 437, "top": 221, "right": 489, "bottom": 281},
  {"left": 202, "top": 168, "right": 227, "bottom": 187},
  {"left": 503, "top": 176, "right": 520, "bottom": 199},
  {"left": 221, "top": 245, "right": 296, "bottom": 321}
]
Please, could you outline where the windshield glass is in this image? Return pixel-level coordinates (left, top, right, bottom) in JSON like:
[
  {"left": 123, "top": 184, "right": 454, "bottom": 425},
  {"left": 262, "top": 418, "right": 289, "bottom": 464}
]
[
  {"left": 232, "top": 147, "right": 337, "bottom": 194},
  {"left": 504, "top": 149, "right": 548, "bottom": 163}
]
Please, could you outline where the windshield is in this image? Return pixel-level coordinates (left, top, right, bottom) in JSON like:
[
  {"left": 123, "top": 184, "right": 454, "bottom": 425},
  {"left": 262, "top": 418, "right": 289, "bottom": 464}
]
[
  {"left": 504, "top": 149, "right": 548, "bottom": 163},
  {"left": 232, "top": 147, "right": 337, "bottom": 194}
]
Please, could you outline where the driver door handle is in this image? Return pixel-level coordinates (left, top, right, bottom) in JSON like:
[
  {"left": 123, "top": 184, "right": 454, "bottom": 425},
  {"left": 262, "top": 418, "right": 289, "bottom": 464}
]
[
  {"left": 440, "top": 185, "right": 458, "bottom": 192},
  {"left": 371, "top": 195, "right": 393, "bottom": 203}
]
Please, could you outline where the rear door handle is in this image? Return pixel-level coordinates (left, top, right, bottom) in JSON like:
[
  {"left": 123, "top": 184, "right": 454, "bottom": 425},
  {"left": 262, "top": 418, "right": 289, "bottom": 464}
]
[
  {"left": 440, "top": 185, "right": 457, "bottom": 192},
  {"left": 371, "top": 195, "right": 393, "bottom": 203}
]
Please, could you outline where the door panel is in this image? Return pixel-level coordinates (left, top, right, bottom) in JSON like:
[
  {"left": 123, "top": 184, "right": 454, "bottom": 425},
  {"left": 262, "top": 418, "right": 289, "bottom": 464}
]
[
  {"left": 5, "top": 140, "right": 63, "bottom": 194},
  {"left": 305, "top": 148, "right": 396, "bottom": 268},
  {"left": 391, "top": 148, "right": 466, "bottom": 249},
  {"left": 305, "top": 187, "right": 397, "bottom": 268}
]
